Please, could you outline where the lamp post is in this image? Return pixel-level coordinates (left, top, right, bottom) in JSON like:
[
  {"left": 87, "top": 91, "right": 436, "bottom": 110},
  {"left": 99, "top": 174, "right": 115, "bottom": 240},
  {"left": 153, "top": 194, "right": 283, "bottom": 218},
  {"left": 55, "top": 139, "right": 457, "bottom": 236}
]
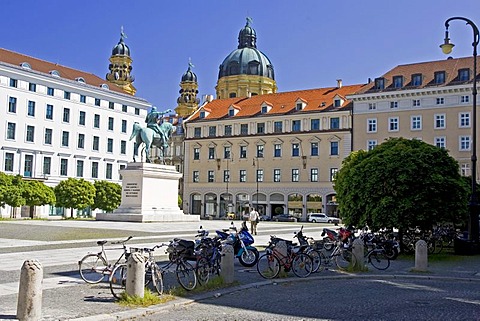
[
  {"left": 225, "top": 151, "right": 233, "bottom": 212},
  {"left": 253, "top": 156, "right": 259, "bottom": 211},
  {"left": 441, "top": 17, "right": 479, "bottom": 246}
]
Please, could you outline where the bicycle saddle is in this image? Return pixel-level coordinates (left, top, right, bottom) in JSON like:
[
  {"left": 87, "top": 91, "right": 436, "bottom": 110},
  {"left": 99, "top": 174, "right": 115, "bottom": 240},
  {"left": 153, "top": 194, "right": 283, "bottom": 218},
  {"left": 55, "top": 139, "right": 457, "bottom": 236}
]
[{"left": 97, "top": 240, "right": 108, "bottom": 246}]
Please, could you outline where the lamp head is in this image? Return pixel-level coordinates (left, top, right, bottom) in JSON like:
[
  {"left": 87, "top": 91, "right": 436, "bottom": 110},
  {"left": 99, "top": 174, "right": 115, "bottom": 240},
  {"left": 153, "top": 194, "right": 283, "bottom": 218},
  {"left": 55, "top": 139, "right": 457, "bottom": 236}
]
[{"left": 440, "top": 30, "right": 455, "bottom": 54}]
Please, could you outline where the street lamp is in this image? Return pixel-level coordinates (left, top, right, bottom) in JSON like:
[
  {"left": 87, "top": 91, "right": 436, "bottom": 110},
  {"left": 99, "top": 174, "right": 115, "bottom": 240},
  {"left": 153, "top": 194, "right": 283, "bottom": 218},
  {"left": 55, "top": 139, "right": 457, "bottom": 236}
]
[
  {"left": 253, "top": 156, "right": 260, "bottom": 211},
  {"left": 225, "top": 151, "right": 233, "bottom": 211},
  {"left": 441, "top": 17, "right": 479, "bottom": 248}
]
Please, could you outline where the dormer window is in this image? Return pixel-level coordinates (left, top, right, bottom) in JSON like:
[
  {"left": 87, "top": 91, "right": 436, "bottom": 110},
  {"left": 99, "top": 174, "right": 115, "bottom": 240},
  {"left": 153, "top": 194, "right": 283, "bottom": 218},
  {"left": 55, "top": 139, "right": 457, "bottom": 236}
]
[
  {"left": 434, "top": 71, "right": 446, "bottom": 84},
  {"left": 261, "top": 106, "right": 268, "bottom": 113},
  {"left": 296, "top": 103, "right": 302, "bottom": 111},
  {"left": 374, "top": 77, "right": 385, "bottom": 90},
  {"left": 20, "top": 62, "right": 31, "bottom": 69},
  {"left": 458, "top": 68, "right": 470, "bottom": 81},
  {"left": 75, "top": 77, "right": 86, "bottom": 83},
  {"left": 393, "top": 76, "right": 403, "bottom": 88},
  {"left": 50, "top": 70, "right": 60, "bottom": 77},
  {"left": 334, "top": 99, "right": 341, "bottom": 107},
  {"left": 260, "top": 102, "right": 273, "bottom": 114},
  {"left": 100, "top": 83, "right": 109, "bottom": 89},
  {"left": 228, "top": 109, "right": 234, "bottom": 117},
  {"left": 411, "top": 74, "right": 422, "bottom": 86},
  {"left": 199, "top": 111, "right": 206, "bottom": 119},
  {"left": 295, "top": 99, "right": 306, "bottom": 111}
]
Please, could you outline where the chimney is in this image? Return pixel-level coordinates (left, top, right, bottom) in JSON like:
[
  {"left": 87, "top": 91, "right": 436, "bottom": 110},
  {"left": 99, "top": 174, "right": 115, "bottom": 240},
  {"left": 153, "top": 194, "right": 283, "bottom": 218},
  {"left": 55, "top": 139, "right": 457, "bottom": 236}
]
[
  {"left": 206, "top": 95, "right": 214, "bottom": 102},
  {"left": 336, "top": 79, "right": 342, "bottom": 88}
]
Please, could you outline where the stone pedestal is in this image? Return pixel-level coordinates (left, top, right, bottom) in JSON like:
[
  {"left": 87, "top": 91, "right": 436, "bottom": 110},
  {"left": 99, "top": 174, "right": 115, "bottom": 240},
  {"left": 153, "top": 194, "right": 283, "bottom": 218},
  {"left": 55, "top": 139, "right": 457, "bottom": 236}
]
[{"left": 96, "top": 162, "right": 199, "bottom": 222}]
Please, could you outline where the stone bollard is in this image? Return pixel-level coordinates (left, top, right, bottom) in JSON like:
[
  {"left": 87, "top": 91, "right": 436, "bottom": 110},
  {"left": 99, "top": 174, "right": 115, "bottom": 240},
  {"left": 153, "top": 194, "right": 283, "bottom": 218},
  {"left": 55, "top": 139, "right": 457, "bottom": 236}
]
[
  {"left": 352, "top": 238, "right": 364, "bottom": 271},
  {"left": 126, "top": 252, "right": 145, "bottom": 298},
  {"left": 17, "top": 259, "right": 43, "bottom": 321},
  {"left": 415, "top": 240, "right": 428, "bottom": 271},
  {"left": 220, "top": 244, "right": 235, "bottom": 284}
]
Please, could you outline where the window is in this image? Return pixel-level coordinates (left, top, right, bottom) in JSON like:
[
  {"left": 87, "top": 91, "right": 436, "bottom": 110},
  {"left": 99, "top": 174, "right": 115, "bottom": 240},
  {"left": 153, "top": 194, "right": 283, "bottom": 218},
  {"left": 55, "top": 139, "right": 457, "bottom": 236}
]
[
  {"left": 26, "top": 126, "right": 35, "bottom": 142},
  {"left": 93, "top": 136, "right": 99, "bottom": 151},
  {"left": 135, "top": 108, "right": 140, "bottom": 115},
  {"left": 435, "top": 114, "right": 446, "bottom": 129},
  {"left": 292, "top": 143, "right": 300, "bottom": 157},
  {"left": 76, "top": 160, "right": 84, "bottom": 177},
  {"left": 46, "top": 104, "right": 53, "bottom": 120},
  {"left": 240, "top": 124, "right": 248, "bottom": 135},
  {"left": 291, "top": 169, "right": 299, "bottom": 182},
  {"left": 120, "top": 140, "right": 126, "bottom": 154},
  {"left": 292, "top": 120, "right": 301, "bottom": 132},
  {"left": 23, "top": 155, "right": 32, "bottom": 176},
  {"left": 374, "top": 77, "right": 385, "bottom": 90},
  {"left": 411, "top": 74, "right": 422, "bottom": 86},
  {"left": 330, "top": 117, "right": 339, "bottom": 129},
  {"left": 91, "top": 162, "right": 99, "bottom": 178},
  {"left": 239, "top": 170, "right": 246, "bottom": 182},
  {"left": 4, "top": 153, "right": 14, "bottom": 171},
  {"left": 436, "top": 97, "right": 445, "bottom": 105},
  {"left": 107, "top": 138, "right": 114, "bottom": 153},
  {"left": 458, "top": 112, "right": 470, "bottom": 128},
  {"left": 273, "top": 169, "right": 281, "bottom": 182},
  {"left": 121, "top": 120, "right": 127, "bottom": 133},
  {"left": 75, "top": 133, "right": 84, "bottom": 149},
  {"left": 27, "top": 101, "right": 35, "bottom": 116},
  {"left": 208, "top": 126, "right": 216, "bottom": 137},
  {"left": 61, "top": 131, "right": 69, "bottom": 146},
  {"left": 435, "top": 136, "right": 446, "bottom": 149},
  {"left": 43, "top": 157, "right": 51, "bottom": 175},
  {"left": 80, "top": 95, "right": 86, "bottom": 103},
  {"left": 229, "top": 92, "right": 236, "bottom": 98},
  {"left": 8, "top": 97, "right": 17, "bottom": 113},
  {"left": 413, "top": 99, "right": 421, "bottom": 107},
  {"left": 223, "top": 170, "right": 230, "bottom": 183},
  {"left": 94, "top": 114, "right": 100, "bottom": 128},
  {"left": 108, "top": 117, "right": 114, "bottom": 131},
  {"left": 122, "top": 104, "right": 128, "bottom": 112},
  {"left": 330, "top": 141, "right": 339, "bottom": 155},
  {"left": 9, "top": 78, "right": 17, "bottom": 87},
  {"left": 240, "top": 146, "right": 247, "bottom": 158},
  {"left": 228, "top": 109, "right": 234, "bottom": 117},
  {"left": 208, "top": 147, "right": 215, "bottom": 159},
  {"left": 368, "top": 103, "right": 376, "bottom": 110},
  {"left": 310, "top": 168, "right": 318, "bottom": 182},
  {"left": 274, "top": 144, "right": 282, "bottom": 157},
  {"left": 367, "top": 119, "right": 377, "bottom": 132},
  {"left": 106, "top": 163, "right": 113, "bottom": 179},
  {"left": 461, "top": 163, "right": 470, "bottom": 177},
  {"left": 274, "top": 121, "right": 283, "bottom": 133},
  {"left": 311, "top": 119, "right": 320, "bottom": 130},
  {"left": 109, "top": 102, "right": 114, "bottom": 109},
  {"left": 64, "top": 91, "right": 71, "bottom": 100},
  {"left": 94, "top": 98, "right": 100, "bottom": 107},
  {"left": 296, "top": 103, "right": 303, "bottom": 111},
  {"left": 389, "top": 117, "right": 399, "bottom": 131},
  {"left": 458, "top": 68, "right": 470, "bottom": 81},
  {"left": 44, "top": 128, "right": 52, "bottom": 144},
  {"left": 224, "top": 146, "right": 231, "bottom": 159},
  {"left": 256, "top": 169, "right": 264, "bottom": 182},
  {"left": 194, "top": 127, "right": 201, "bottom": 138},
  {"left": 224, "top": 125, "right": 232, "bottom": 136},
  {"left": 261, "top": 106, "right": 268, "bottom": 114},
  {"left": 193, "top": 171, "right": 199, "bottom": 183},
  {"left": 193, "top": 148, "right": 200, "bottom": 160},
  {"left": 367, "top": 140, "right": 377, "bottom": 151},
  {"left": 60, "top": 159, "right": 68, "bottom": 176},
  {"left": 257, "top": 123, "right": 265, "bottom": 134},
  {"left": 208, "top": 170, "right": 215, "bottom": 182},
  {"left": 434, "top": 71, "right": 445, "bottom": 84},
  {"left": 411, "top": 116, "right": 422, "bottom": 130},
  {"left": 460, "top": 136, "right": 471, "bottom": 151},
  {"left": 256, "top": 145, "right": 264, "bottom": 158},
  {"left": 330, "top": 168, "right": 338, "bottom": 182},
  {"left": 393, "top": 76, "right": 403, "bottom": 88},
  {"left": 311, "top": 142, "right": 319, "bottom": 156},
  {"left": 461, "top": 95, "right": 470, "bottom": 103},
  {"left": 29, "top": 83, "right": 36, "bottom": 92},
  {"left": 390, "top": 101, "right": 398, "bottom": 109},
  {"left": 47, "top": 87, "right": 54, "bottom": 96},
  {"left": 63, "top": 108, "right": 70, "bottom": 123},
  {"left": 334, "top": 99, "right": 341, "bottom": 107},
  {"left": 7, "top": 123, "right": 15, "bottom": 140},
  {"left": 79, "top": 111, "right": 86, "bottom": 125}
]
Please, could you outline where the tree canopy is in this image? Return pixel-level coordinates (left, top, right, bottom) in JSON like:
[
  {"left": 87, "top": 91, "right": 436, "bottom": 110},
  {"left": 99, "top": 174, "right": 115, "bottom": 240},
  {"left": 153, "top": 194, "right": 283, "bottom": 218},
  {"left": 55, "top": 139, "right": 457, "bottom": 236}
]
[
  {"left": 334, "top": 138, "right": 469, "bottom": 232},
  {"left": 54, "top": 178, "right": 95, "bottom": 218},
  {"left": 93, "top": 180, "right": 121, "bottom": 212}
]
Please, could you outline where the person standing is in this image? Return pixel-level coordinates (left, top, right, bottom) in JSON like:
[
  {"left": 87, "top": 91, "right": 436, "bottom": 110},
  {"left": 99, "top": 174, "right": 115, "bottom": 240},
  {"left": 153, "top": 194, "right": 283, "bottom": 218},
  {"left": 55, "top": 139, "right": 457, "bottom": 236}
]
[{"left": 249, "top": 208, "right": 259, "bottom": 235}]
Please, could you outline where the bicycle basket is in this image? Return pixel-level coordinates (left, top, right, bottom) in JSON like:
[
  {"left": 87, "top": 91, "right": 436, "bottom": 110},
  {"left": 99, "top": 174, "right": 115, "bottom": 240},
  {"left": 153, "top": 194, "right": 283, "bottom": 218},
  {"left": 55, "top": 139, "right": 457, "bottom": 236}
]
[{"left": 167, "top": 239, "right": 195, "bottom": 259}]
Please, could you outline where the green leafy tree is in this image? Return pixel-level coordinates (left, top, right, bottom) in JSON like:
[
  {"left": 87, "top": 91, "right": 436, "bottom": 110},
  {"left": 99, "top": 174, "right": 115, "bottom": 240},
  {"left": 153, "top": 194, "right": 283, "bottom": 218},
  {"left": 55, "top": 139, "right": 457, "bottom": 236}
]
[
  {"left": 23, "top": 180, "right": 56, "bottom": 218},
  {"left": 334, "top": 138, "right": 469, "bottom": 232},
  {"left": 54, "top": 178, "right": 95, "bottom": 218},
  {"left": 93, "top": 180, "right": 121, "bottom": 212},
  {"left": 1, "top": 174, "right": 26, "bottom": 218}
]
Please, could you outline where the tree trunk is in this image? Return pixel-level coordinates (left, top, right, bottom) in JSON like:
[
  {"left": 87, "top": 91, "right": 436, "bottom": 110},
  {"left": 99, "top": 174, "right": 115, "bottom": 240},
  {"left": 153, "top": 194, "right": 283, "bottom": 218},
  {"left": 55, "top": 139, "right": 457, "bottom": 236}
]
[{"left": 70, "top": 208, "right": 74, "bottom": 218}]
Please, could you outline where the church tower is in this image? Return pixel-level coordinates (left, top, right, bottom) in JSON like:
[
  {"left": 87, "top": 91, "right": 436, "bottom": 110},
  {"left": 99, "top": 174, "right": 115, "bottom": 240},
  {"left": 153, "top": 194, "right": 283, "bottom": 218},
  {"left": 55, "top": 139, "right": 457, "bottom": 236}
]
[
  {"left": 216, "top": 18, "right": 277, "bottom": 99},
  {"left": 175, "top": 61, "right": 200, "bottom": 118},
  {"left": 106, "top": 27, "right": 136, "bottom": 95}
]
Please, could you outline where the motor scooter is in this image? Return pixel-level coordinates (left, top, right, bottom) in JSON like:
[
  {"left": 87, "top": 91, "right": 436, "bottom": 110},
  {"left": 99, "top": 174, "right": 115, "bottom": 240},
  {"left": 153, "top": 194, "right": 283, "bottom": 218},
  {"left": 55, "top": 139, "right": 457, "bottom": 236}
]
[{"left": 216, "top": 221, "right": 259, "bottom": 267}]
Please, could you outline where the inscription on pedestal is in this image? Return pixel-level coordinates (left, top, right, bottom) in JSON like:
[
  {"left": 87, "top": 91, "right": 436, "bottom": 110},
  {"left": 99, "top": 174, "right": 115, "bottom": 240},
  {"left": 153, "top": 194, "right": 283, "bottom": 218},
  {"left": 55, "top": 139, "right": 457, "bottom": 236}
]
[{"left": 124, "top": 182, "right": 140, "bottom": 198}]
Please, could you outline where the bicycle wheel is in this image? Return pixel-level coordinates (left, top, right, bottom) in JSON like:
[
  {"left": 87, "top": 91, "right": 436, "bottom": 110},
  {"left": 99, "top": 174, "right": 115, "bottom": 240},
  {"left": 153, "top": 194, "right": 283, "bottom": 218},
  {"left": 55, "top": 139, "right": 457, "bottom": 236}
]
[
  {"left": 335, "top": 248, "right": 356, "bottom": 270},
  {"left": 368, "top": 251, "right": 390, "bottom": 270},
  {"left": 196, "top": 257, "right": 210, "bottom": 286},
  {"left": 151, "top": 264, "right": 164, "bottom": 295},
  {"left": 292, "top": 253, "right": 313, "bottom": 278},
  {"left": 109, "top": 263, "right": 127, "bottom": 299},
  {"left": 176, "top": 261, "right": 197, "bottom": 291},
  {"left": 307, "top": 249, "right": 324, "bottom": 273},
  {"left": 79, "top": 254, "right": 108, "bottom": 284},
  {"left": 256, "top": 253, "right": 280, "bottom": 279}
]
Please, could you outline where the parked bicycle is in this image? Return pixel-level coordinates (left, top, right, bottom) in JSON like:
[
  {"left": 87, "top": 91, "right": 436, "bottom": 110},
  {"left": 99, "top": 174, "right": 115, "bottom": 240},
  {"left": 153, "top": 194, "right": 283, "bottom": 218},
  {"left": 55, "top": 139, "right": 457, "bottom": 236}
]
[{"left": 78, "top": 236, "right": 133, "bottom": 284}]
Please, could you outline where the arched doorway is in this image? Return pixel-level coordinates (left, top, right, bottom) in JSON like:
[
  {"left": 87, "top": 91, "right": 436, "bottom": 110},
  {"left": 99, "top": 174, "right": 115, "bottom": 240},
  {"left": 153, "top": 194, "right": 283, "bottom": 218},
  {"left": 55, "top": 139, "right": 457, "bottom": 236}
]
[
  {"left": 204, "top": 193, "right": 217, "bottom": 218},
  {"left": 306, "top": 193, "right": 322, "bottom": 213},
  {"left": 325, "top": 194, "right": 338, "bottom": 217},
  {"left": 288, "top": 193, "right": 303, "bottom": 220}
]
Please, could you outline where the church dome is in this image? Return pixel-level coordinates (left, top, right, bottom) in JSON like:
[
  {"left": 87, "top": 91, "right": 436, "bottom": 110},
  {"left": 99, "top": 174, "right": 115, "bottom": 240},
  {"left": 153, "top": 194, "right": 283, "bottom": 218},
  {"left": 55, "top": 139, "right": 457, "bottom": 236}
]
[
  {"left": 181, "top": 63, "right": 197, "bottom": 82},
  {"left": 218, "top": 18, "right": 275, "bottom": 80},
  {"left": 112, "top": 33, "right": 130, "bottom": 56}
]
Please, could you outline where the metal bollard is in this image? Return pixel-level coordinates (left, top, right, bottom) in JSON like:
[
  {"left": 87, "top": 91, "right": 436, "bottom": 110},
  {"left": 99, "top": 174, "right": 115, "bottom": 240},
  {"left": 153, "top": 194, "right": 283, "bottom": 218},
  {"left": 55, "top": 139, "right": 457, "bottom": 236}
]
[
  {"left": 220, "top": 244, "right": 235, "bottom": 284},
  {"left": 17, "top": 259, "right": 43, "bottom": 321},
  {"left": 415, "top": 240, "right": 428, "bottom": 271},
  {"left": 352, "top": 238, "right": 364, "bottom": 271},
  {"left": 126, "top": 252, "right": 145, "bottom": 298}
]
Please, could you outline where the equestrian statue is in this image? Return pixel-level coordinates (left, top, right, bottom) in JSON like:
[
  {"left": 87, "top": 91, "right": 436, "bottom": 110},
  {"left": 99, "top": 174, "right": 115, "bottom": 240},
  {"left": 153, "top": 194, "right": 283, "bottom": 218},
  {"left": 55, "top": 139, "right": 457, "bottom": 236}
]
[{"left": 129, "top": 107, "right": 175, "bottom": 163}]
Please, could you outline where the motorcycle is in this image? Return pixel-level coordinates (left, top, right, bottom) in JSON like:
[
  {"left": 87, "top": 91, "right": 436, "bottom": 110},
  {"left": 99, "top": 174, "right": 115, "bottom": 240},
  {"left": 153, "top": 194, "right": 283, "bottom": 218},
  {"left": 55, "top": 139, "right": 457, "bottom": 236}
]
[{"left": 216, "top": 221, "right": 259, "bottom": 267}]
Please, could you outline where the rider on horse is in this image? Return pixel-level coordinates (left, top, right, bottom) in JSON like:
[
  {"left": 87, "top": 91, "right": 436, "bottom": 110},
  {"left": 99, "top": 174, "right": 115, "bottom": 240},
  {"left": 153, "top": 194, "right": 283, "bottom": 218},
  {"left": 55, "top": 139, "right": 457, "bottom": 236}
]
[{"left": 145, "top": 106, "right": 162, "bottom": 135}]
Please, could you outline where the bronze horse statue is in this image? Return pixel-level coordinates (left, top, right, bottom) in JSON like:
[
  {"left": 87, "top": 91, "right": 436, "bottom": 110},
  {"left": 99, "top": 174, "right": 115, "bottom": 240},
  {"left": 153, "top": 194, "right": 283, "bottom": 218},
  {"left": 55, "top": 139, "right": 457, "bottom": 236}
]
[{"left": 129, "top": 122, "right": 175, "bottom": 163}]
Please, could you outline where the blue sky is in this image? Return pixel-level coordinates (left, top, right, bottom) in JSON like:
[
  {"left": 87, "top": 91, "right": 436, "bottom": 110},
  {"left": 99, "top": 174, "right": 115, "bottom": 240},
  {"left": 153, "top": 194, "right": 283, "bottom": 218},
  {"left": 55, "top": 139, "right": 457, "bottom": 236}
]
[{"left": 2, "top": 1, "right": 479, "bottom": 110}]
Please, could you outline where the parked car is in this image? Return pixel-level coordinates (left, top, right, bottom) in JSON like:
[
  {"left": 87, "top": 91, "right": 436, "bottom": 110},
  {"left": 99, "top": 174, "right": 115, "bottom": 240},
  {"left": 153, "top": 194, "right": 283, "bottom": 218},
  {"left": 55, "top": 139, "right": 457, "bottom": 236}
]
[
  {"left": 273, "top": 214, "right": 297, "bottom": 222},
  {"left": 259, "top": 215, "right": 271, "bottom": 221},
  {"left": 308, "top": 213, "right": 340, "bottom": 224}
]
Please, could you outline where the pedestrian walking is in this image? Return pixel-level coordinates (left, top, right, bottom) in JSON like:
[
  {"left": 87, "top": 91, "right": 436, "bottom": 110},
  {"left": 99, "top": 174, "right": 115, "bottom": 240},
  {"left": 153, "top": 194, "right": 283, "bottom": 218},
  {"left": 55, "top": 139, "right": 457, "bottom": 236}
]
[{"left": 249, "top": 208, "right": 259, "bottom": 235}]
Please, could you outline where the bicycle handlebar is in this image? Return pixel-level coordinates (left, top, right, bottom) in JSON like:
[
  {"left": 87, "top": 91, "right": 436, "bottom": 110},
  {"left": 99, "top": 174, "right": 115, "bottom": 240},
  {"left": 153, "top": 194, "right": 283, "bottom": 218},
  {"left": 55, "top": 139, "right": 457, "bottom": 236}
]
[{"left": 111, "top": 235, "right": 133, "bottom": 245}]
